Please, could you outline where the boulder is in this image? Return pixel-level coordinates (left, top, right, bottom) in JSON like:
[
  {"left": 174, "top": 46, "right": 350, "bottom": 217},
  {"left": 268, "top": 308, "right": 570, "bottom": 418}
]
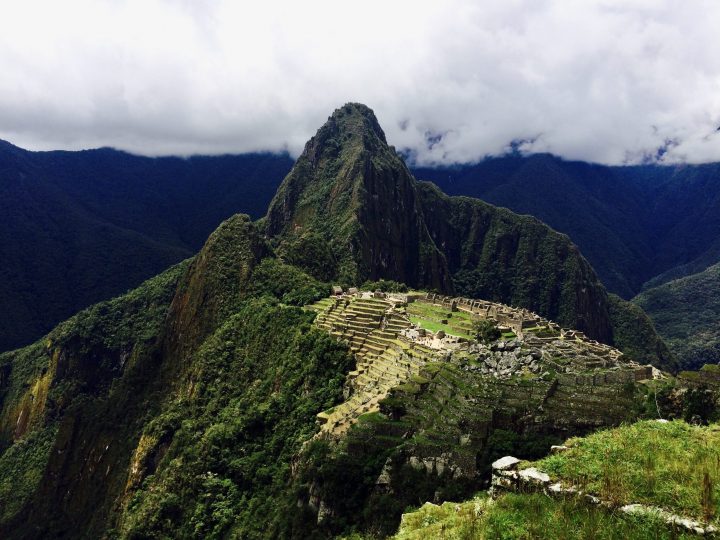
[
  {"left": 518, "top": 467, "right": 550, "bottom": 485},
  {"left": 492, "top": 456, "right": 520, "bottom": 471}
]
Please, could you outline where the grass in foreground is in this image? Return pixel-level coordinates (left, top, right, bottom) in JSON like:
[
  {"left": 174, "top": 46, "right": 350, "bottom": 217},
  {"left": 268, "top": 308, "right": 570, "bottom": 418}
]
[
  {"left": 535, "top": 420, "right": 720, "bottom": 523},
  {"left": 392, "top": 492, "right": 693, "bottom": 539}
]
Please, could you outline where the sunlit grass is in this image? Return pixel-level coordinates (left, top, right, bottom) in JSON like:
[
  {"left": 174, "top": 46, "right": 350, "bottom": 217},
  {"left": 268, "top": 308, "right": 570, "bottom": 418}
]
[
  {"left": 406, "top": 302, "right": 476, "bottom": 339},
  {"left": 392, "top": 492, "right": 694, "bottom": 539},
  {"left": 536, "top": 420, "right": 720, "bottom": 523}
]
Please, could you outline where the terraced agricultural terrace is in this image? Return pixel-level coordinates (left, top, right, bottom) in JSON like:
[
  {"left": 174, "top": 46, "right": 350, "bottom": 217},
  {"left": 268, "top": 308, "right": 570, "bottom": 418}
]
[
  {"left": 307, "top": 290, "right": 651, "bottom": 440},
  {"left": 405, "top": 301, "right": 475, "bottom": 340},
  {"left": 307, "top": 293, "right": 436, "bottom": 436}
]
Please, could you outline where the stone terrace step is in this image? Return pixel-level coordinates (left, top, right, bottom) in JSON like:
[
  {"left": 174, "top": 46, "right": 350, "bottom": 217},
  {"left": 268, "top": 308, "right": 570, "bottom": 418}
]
[{"left": 311, "top": 294, "right": 433, "bottom": 438}]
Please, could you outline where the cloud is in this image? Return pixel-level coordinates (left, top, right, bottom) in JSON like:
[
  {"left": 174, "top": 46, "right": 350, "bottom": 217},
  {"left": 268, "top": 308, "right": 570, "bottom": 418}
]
[{"left": 0, "top": 0, "right": 718, "bottom": 165}]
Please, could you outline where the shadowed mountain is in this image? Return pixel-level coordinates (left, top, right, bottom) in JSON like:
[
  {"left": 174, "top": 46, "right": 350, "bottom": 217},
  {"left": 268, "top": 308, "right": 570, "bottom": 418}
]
[
  {"left": 635, "top": 262, "right": 720, "bottom": 369},
  {"left": 0, "top": 142, "right": 293, "bottom": 351},
  {"left": 414, "top": 157, "right": 720, "bottom": 299}
]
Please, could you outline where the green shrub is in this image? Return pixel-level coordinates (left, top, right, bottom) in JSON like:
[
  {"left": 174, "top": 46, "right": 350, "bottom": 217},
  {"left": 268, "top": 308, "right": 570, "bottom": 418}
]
[
  {"left": 361, "top": 279, "right": 408, "bottom": 293},
  {"left": 473, "top": 319, "right": 501, "bottom": 344}
]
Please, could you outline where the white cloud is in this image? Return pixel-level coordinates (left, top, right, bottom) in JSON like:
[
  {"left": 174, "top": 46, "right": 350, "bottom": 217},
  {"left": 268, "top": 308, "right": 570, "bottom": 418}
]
[{"left": 0, "top": 0, "right": 718, "bottom": 164}]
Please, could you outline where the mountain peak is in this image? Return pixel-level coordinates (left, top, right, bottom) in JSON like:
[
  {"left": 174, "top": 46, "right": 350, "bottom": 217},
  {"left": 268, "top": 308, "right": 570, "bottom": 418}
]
[
  {"left": 327, "top": 102, "right": 387, "bottom": 143},
  {"left": 266, "top": 103, "right": 451, "bottom": 289},
  {"left": 300, "top": 103, "right": 388, "bottom": 167}
]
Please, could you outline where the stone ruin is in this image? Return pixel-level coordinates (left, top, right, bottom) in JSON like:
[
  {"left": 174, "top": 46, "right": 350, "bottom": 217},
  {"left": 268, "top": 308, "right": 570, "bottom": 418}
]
[{"left": 307, "top": 290, "right": 655, "bottom": 439}]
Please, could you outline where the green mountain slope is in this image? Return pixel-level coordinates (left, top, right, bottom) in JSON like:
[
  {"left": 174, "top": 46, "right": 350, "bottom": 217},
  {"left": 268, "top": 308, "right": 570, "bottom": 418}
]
[
  {"left": 0, "top": 141, "right": 293, "bottom": 352},
  {"left": 0, "top": 215, "right": 349, "bottom": 538},
  {"left": 417, "top": 182, "right": 613, "bottom": 343},
  {"left": 635, "top": 262, "right": 720, "bottom": 369},
  {"left": 415, "top": 159, "right": 720, "bottom": 299}
]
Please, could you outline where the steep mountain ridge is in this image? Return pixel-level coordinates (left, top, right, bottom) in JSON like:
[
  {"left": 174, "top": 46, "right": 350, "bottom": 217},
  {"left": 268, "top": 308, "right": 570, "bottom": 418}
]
[
  {"left": 0, "top": 214, "right": 344, "bottom": 538},
  {"left": 415, "top": 157, "right": 720, "bottom": 298},
  {"left": 265, "top": 104, "right": 452, "bottom": 291},
  {"left": 417, "top": 181, "right": 614, "bottom": 343}
]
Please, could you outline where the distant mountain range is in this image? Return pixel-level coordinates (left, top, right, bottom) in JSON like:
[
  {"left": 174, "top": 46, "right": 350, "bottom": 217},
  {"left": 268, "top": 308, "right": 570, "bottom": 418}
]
[
  {"left": 1, "top": 135, "right": 719, "bottom": 366},
  {"left": 0, "top": 140, "right": 292, "bottom": 350}
]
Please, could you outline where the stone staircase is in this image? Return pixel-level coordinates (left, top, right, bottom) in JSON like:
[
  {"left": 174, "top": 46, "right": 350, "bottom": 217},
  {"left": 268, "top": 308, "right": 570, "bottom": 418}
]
[{"left": 308, "top": 296, "right": 437, "bottom": 437}]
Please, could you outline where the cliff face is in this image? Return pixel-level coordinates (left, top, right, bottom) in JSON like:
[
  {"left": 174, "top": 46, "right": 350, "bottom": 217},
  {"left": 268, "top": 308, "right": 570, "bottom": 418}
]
[
  {"left": 162, "top": 214, "right": 270, "bottom": 360},
  {"left": 417, "top": 182, "right": 613, "bottom": 342}
]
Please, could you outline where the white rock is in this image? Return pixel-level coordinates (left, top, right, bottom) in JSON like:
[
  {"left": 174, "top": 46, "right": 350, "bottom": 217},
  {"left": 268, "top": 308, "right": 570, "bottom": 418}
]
[
  {"left": 518, "top": 467, "right": 550, "bottom": 484},
  {"left": 492, "top": 456, "right": 520, "bottom": 471},
  {"left": 548, "top": 482, "right": 569, "bottom": 495}
]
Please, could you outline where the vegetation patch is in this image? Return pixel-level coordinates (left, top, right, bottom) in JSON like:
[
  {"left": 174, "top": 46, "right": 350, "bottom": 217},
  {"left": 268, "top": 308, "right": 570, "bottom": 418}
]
[
  {"left": 406, "top": 302, "right": 475, "bottom": 340},
  {"left": 393, "top": 492, "right": 695, "bottom": 539},
  {"left": 0, "top": 425, "right": 58, "bottom": 523},
  {"left": 536, "top": 420, "right": 720, "bottom": 523}
]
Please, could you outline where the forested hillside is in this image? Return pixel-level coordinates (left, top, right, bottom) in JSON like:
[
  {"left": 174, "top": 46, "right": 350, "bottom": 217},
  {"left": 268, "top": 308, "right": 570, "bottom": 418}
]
[{"left": 0, "top": 141, "right": 292, "bottom": 350}]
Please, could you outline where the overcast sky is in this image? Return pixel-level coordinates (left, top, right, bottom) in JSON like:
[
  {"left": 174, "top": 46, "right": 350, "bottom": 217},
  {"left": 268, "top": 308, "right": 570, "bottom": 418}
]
[{"left": 1, "top": 0, "right": 719, "bottom": 165}]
